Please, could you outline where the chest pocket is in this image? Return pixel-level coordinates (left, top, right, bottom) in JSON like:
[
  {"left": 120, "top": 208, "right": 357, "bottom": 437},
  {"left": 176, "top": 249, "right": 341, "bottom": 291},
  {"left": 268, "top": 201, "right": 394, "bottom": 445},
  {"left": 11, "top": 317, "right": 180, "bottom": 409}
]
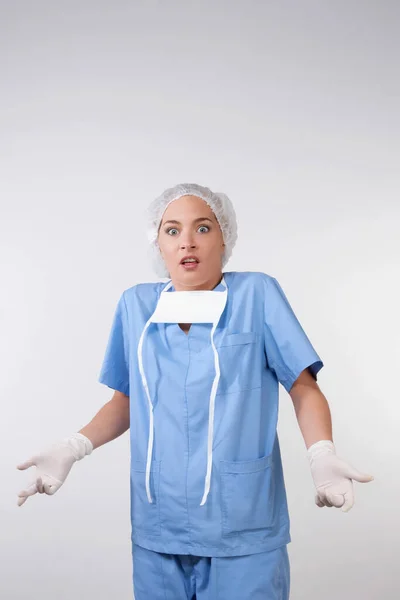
[{"left": 215, "top": 331, "right": 263, "bottom": 394}]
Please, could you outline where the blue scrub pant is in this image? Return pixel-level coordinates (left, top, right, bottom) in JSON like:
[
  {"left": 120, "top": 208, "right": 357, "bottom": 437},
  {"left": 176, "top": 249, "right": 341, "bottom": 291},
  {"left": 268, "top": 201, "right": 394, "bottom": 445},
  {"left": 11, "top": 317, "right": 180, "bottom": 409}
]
[{"left": 132, "top": 543, "right": 290, "bottom": 599}]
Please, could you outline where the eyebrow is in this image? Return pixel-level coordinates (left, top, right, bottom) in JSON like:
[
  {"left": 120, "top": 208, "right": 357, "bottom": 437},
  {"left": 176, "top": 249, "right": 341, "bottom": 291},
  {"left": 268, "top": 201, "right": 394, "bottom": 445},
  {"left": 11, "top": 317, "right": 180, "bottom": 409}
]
[{"left": 162, "top": 217, "right": 214, "bottom": 226}]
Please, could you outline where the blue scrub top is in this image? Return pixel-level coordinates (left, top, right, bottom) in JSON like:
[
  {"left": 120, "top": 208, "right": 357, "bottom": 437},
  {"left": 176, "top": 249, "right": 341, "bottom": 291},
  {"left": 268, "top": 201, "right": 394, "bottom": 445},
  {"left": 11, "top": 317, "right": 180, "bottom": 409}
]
[{"left": 98, "top": 271, "right": 323, "bottom": 557}]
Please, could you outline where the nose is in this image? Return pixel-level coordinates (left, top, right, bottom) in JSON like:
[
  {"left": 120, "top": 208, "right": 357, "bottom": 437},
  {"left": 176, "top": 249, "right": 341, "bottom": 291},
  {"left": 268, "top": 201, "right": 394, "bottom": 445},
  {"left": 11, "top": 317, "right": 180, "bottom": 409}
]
[{"left": 180, "top": 232, "right": 197, "bottom": 249}]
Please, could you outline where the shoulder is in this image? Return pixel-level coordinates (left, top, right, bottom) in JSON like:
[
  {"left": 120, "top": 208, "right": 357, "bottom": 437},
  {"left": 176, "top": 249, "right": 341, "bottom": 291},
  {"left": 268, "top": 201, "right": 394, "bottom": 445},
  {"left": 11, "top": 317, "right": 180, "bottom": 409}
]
[
  {"left": 122, "top": 280, "right": 165, "bottom": 295},
  {"left": 122, "top": 281, "right": 165, "bottom": 305},
  {"left": 113, "top": 281, "right": 166, "bottom": 323},
  {"left": 226, "top": 270, "right": 278, "bottom": 289},
  {"left": 226, "top": 272, "right": 288, "bottom": 310}
]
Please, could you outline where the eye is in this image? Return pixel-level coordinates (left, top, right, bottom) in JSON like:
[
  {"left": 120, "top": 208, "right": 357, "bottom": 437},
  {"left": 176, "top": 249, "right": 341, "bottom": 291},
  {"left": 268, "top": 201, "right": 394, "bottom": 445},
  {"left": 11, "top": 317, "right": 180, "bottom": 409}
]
[{"left": 165, "top": 224, "right": 210, "bottom": 235}]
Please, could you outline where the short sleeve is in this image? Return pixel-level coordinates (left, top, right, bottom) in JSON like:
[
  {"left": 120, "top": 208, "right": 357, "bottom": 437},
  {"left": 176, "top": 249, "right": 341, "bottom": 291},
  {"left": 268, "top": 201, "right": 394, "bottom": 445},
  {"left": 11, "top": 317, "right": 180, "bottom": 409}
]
[
  {"left": 263, "top": 275, "right": 324, "bottom": 393},
  {"left": 98, "top": 292, "right": 130, "bottom": 396}
]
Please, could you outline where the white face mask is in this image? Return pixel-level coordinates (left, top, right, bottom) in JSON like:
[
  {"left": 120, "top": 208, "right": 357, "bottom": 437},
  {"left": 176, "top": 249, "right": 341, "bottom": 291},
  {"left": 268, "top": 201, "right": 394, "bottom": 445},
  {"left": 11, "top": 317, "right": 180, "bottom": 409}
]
[
  {"left": 137, "top": 275, "right": 228, "bottom": 507},
  {"left": 150, "top": 280, "right": 228, "bottom": 324}
]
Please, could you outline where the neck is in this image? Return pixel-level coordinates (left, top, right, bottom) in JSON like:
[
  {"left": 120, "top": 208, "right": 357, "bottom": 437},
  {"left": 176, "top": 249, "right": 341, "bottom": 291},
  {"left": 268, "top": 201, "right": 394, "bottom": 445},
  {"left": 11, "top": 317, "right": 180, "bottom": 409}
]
[{"left": 171, "top": 272, "right": 223, "bottom": 292}]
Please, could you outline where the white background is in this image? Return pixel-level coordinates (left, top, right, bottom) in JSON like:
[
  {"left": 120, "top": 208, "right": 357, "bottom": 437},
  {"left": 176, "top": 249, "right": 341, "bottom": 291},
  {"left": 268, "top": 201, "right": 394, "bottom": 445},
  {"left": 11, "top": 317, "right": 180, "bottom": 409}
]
[{"left": 1, "top": 1, "right": 399, "bottom": 598}]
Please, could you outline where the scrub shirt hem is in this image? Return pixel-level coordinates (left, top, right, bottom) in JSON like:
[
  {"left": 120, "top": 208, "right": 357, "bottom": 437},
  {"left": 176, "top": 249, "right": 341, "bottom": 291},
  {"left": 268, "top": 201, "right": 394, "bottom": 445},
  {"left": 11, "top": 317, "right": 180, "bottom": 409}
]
[{"left": 131, "top": 529, "right": 291, "bottom": 558}]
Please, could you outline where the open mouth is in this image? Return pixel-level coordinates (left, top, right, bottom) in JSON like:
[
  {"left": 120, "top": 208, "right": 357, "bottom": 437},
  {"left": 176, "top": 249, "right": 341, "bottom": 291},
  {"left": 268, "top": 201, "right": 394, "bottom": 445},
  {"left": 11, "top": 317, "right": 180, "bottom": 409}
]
[{"left": 180, "top": 257, "right": 200, "bottom": 269}]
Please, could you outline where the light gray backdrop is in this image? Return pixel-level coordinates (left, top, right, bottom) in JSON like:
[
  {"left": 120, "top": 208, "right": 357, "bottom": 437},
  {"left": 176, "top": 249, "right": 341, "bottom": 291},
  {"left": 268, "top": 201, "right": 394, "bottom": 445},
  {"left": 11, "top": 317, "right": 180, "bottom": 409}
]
[{"left": 1, "top": 1, "right": 399, "bottom": 599}]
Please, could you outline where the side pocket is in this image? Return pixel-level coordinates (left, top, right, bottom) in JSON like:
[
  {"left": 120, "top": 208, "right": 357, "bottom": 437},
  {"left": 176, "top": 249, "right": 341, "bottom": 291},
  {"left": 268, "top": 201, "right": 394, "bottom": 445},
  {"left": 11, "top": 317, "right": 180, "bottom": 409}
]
[
  {"left": 130, "top": 460, "right": 161, "bottom": 536},
  {"left": 220, "top": 454, "right": 275, "bottom": 536}
]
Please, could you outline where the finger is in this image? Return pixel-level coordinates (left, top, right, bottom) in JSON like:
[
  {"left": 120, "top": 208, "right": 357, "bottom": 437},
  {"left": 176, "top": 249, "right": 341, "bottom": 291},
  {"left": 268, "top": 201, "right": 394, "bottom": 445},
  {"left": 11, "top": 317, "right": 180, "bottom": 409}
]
[
  {"left": 319, "top": 490, "right": 333, "bottom": 507},
  {"left": 17, "top": 495, "right": 28, "bottom": 507},
  {"left": 326, "top": 491, "right": 345, "bottom": 508},
  {"left": 17, "top": 483, "right": 38, "bottom": 501},
  {"left": 43, "top": 481, "right": 58, "bottom": 495},
  {"left": 16, "top": 458, "right": 36, "bottom": 470},
  {"left": 341, "top": 488, "right": 354, "bottom": 512},
  {"left": 36, "top": 477, "right": 44, "bottom": 494},
  {"left": 341, "top": 463, "right": 374, "bottom": 483},
  {"left": 315, "top": 494, "right": 326, "bottom": 508}
]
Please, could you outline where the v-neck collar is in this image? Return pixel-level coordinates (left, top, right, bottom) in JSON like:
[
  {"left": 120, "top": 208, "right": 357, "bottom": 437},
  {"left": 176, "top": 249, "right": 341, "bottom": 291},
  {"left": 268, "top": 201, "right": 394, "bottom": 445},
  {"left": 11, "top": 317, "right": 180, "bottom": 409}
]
[{"left": 167, "top": 274, "right": 227, "bottom": 293}]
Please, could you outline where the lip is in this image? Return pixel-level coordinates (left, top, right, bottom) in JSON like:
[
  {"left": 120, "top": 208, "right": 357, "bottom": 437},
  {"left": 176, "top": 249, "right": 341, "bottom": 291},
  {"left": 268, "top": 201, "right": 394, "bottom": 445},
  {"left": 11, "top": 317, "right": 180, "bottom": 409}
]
[
  {"left": 180, "top": 255, "right": 200, "bottom": 265},
  {"left": 181, "top": 262, "right": 199, "bottom": 270},
  {"left": 180, "top": 255, "right": 200, "bottom": 271}
]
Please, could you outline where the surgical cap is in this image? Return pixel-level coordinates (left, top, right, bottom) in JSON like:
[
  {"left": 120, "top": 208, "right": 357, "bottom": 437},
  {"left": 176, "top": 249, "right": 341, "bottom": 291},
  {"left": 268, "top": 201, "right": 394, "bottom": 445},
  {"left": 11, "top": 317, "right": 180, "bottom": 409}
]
[{"left": 146, "top": 183, "right": 238, "bottom": 278}]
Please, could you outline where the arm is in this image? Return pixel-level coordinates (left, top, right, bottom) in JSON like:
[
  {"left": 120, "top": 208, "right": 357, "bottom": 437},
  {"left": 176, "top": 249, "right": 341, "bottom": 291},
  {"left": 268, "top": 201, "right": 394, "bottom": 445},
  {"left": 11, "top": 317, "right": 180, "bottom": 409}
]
[
  {"left": 289, "top": 367, "right": 333, "bottom": 449},
  {"left": 78, "top": 390, "right": 130, "bottom": 450},
  {"left": 17, "top": 290, "right": 131, "bottom": 506},
  {"left": 261, "top": 274, "right": 373, "bottom": 511},
  {"left": 17, "top": 390, "right": 130, "bottom": 506},
  {"left": 290, "top": 368, "right": 374, "bottom": 512}
]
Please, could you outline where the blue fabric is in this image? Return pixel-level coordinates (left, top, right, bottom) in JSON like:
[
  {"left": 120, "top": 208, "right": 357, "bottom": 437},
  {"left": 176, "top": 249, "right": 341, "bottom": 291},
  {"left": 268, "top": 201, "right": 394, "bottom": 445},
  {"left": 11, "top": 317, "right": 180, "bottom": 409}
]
[
  {"left": 132, "top": 542, "right": 290, "bottom": 599},
  {"left": 98, "top": 292, "right": 130, "bottom": 397},
  {"left": 99, "top": 271, "right": 323, "bottom": 557}
]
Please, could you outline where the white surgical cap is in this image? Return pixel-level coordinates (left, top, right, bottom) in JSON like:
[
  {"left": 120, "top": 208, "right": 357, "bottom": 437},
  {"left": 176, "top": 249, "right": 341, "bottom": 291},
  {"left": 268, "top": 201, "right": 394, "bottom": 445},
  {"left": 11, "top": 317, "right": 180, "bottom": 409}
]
[{"left": 146, "top": 183, "right": 238, "bottom": 278}]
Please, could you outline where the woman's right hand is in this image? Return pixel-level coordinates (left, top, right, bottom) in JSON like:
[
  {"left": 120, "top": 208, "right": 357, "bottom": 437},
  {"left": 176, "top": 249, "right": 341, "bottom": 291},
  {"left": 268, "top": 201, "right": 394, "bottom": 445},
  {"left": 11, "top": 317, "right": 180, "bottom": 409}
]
[{"left": 16, "top": 433, "right": 93, "bottom": 506}]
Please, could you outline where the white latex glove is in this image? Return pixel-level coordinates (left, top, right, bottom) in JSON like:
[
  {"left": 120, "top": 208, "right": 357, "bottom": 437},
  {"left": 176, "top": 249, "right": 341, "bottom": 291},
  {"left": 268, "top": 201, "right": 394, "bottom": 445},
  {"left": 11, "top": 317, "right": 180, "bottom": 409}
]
[
  {"left": 16, "top": 433, "right": 93, "bottom": 506},
  {"left": 307, "top": 440, "right": 374, "bottom": 512}
]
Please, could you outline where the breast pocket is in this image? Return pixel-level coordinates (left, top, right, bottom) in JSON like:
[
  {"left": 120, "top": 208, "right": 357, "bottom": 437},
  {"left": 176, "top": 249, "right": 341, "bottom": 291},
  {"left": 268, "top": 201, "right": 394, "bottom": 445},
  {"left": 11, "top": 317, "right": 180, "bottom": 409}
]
[
  {"left": 220, "top": 454, "right": 275, "bottom": 536},
  {"left": 130, "top": 460, "right": 161, "bottom": 536},
  {"left": 215, "top": 331, "right": 263, "bottom": 393}
]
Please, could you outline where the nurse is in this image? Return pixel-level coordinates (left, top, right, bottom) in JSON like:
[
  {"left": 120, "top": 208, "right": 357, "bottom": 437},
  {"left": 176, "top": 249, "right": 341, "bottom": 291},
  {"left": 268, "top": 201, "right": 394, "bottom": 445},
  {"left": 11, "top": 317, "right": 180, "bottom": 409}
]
[{"left": 17, "top": 183, "right": 374, "bottom": 599}]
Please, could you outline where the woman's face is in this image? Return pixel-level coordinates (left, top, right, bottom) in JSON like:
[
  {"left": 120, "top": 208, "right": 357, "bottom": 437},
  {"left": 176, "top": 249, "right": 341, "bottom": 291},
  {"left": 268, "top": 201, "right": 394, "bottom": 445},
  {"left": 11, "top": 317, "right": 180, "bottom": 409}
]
[{"left": 157, "top": 195, "right": 225, "bottom": 291}]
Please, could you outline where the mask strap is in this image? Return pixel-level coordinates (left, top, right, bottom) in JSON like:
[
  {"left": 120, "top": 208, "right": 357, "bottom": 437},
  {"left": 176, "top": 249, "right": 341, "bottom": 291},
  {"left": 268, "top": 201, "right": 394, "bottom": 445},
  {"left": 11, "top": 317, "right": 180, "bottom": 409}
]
[
  {"left": 200, "top": 275, "right": 228, "bottom": 505},
  {"left": 138, "top": 279, "right": 172, "bottom": 503}
]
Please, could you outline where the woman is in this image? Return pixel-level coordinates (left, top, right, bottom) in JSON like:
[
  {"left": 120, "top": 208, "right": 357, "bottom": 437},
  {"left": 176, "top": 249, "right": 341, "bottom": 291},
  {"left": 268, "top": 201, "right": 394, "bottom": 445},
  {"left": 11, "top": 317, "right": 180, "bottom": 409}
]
[{"left": 17, "top": 183, "right": 374, "bottom": 599}]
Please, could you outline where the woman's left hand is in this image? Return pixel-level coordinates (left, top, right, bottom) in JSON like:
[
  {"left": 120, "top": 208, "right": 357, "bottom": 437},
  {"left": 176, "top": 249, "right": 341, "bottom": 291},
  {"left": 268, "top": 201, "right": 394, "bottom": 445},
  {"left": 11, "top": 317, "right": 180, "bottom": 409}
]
[{"left": 307, "top": 440, "right": 374, "bottom": 512}]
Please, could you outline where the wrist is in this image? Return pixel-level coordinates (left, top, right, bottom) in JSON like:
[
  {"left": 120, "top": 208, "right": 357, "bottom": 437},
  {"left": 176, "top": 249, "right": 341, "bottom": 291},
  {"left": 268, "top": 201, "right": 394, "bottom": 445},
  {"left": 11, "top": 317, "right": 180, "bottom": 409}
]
[
  {"left": 64, "top": 433, "right": 94, "bottom": 460},
  {"left": 307, "top": 440, "right": 335, "bottom": 464}
]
